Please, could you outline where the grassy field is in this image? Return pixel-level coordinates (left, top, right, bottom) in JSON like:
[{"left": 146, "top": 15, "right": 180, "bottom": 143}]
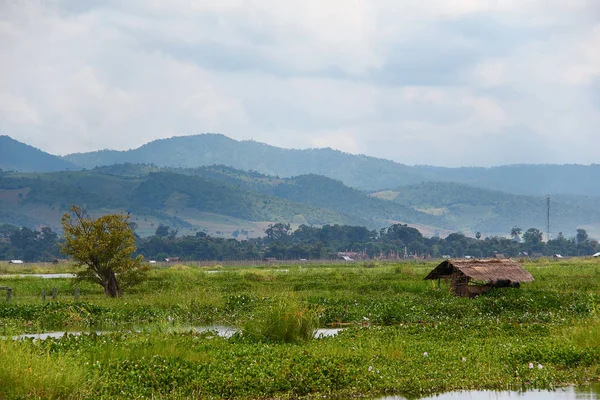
[{"left": 0, "top": 259, "right": 599, "bottom": 399}]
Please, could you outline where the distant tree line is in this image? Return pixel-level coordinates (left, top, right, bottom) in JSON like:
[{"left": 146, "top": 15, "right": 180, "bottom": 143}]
[
  {"left": 1, "top": 222, "right": 598, "bottom": 262},
  {"left": 0, "top": 224, "right": 61, "bottom": 262},
  {"left": 135, "top": 223, "right": 599, "bottom": 261}
]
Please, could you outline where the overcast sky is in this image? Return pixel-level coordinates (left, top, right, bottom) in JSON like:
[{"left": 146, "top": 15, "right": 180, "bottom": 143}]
[{"left": 1, "top": 0, "right": 599, "bottom": 166}]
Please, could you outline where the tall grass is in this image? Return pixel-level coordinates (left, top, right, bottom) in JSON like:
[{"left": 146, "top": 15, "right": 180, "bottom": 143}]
[
  {"left": 0, "top": 339, "right": 88, "bottom": 398},
  {"left": 0, "top": 259, "right": 599, "bottom": 398},
  {"left": 242, "top": 293, "right": 319, "bottom": 343}
]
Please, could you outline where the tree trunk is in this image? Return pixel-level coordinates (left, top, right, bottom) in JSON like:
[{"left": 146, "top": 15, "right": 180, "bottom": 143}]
[{"left": 103, "top": 269, "right": 122, "bottom": 298}]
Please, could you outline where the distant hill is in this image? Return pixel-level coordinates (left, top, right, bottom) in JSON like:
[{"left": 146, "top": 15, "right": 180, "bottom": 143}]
[
  {"left": 177, "top": 166, "right": 446, "bottom": 229},
  {"left": 64, "top": 133, "right": 600, "bottom": 195},
  {"left": 0, "top": 169, "right": 371, "bottom": 237},
  {"left": 91, "top": 164, "right": 600, "bottom": 239},
  {"left": 63, "top": 134, "right": 433, "bottom": 190},
  {"left": 372, "top": 181, "right": 600, "bottom": 238},
  {"left": 0, "top": 136, "right": 78, "bottom": 172}
]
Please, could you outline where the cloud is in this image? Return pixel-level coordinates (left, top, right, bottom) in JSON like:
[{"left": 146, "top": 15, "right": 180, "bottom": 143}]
[{"left": 0, "top": 0, "right": 598, "bottom": 167}]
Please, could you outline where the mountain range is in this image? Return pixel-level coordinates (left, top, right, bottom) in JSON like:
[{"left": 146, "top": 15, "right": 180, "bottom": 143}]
[
  {"left": 62, "top": 133, "right": 600, "bottom": 196},
  {"left": 2, "top": 133, "right": 600, "bottom": 239}
]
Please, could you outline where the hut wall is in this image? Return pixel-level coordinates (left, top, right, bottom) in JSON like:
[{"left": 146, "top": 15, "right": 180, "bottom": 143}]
[
  {"left": 450, "top": 272, "right": 469, "bottom": 297},
  {"left": 466, "top": 285, "right": 492, "bottom": 297}
]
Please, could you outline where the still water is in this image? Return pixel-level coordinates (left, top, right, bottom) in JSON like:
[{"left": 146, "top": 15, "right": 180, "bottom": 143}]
[
  {"left": 11, "top": 326, "right": 344, "bottom": 340},
  {"left": 382, "top": 384, "right": 600, "bottom": 400},
  {"left": 1, "top": 273, "right": 76, "bottom": 279}
]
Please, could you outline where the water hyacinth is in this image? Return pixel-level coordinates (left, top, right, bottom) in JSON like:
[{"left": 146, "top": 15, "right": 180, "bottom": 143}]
[{"left": 1, "top": 259, "right": 599, "bottom": 398}]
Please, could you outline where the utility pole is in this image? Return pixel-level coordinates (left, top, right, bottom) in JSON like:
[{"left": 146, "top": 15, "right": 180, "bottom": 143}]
[{"left": 546, "top": 195, "right": 551, "bottom": 242}]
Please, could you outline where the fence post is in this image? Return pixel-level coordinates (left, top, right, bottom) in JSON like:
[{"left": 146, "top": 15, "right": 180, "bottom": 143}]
[
  {"left": 52, "top": 287, "right": 57, "bottom": 300},
  {"left": 6, "top": 288, "right": 11, "bottom": 303},
  {"left": 42, "top": 290, "right": 46, "bottom": 302},
  {"left": 74, "top": 287, "right": 80, "bottom": 300}
]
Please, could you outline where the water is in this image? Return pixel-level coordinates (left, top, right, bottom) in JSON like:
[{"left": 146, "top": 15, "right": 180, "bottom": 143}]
[
  {"left": 10, "top": 326, "right": 344, "bottom": 341},
  {"left": 0, "top": 273, "right": 76, "bottom": 279},
  {"left": 381, "top": 384, "right": 600, "bottom": 399},
  {"left": 12, "top": 331, "right": 103, "bottom": 340},
  {"left": 193, "top": 326, "right": 343, "bottom": 339},
  {"left": 193, "top": 325, "right": 239, "bottom": 338},
  {"left": 314, "top": 328, "right": 344, "bottom": 338},
  {"left": 205, "top": 269, "right": 289, "bottom": 274}
]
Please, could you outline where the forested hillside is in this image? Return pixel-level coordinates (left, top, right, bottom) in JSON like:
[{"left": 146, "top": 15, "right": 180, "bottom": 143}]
[
  {"left": 0, "top": 169, "right": 392, "bottom": 237},
  {"left": 63, "top": 133, "right": 600, "bottom": 195},
  {"left": 372, "top": 181, "right": 600, "bottom": 237},
  {"left": 4, "top": 133, "right": 600, "bottom": 240},
  {"left": 89, "top": 164, "right": 600, "bottom": 238},
  {"left": 0, "top": 135, "right": 78, "bottom": 172}
]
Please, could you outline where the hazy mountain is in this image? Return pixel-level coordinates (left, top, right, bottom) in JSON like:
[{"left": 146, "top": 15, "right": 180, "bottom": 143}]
[
  {"left": 63, "top": 133, "right": 433, "bottom": 190},
  {"left": 64, "top": 133, "right": 600, "bottom": 195},
  {"left": 0, "top": 169, "right": 368, "bottom": 237},
  {"left": 92, "top": 164, "right": 600, "bottom": 239},
  {"left": 0, "top": 135, "right": 78, "bottom": 172},
  {"left": 372, "top": 181, "right": 600, "bottom": 238}
]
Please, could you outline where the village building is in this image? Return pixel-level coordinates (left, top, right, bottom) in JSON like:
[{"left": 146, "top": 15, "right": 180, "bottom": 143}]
[{"left": 424, "top": 258, "right": 534, "bottom": 297}]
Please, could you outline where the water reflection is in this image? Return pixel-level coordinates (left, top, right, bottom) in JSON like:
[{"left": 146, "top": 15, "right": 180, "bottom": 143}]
[
  {"left": 12, "top": 331, "right": 102, "bottom": 340},
  {"left": 193, "top": 325, "right": 238, "bottom": 338},
  {"left": 381, "top": 384, "right": 600, "bottom": 400},
  {"left": 9, "top": 326, "right": 344, "bottom": 341}
]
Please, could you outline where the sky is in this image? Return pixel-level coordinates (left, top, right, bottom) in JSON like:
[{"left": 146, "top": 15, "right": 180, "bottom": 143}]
[{"left": 1, "top": 0, "right": 599, "bottom": 167}]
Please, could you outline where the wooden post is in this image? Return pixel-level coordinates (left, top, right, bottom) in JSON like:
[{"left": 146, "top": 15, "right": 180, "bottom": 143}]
[
  {"left": 0, "top": 287, "right": 12, "bottom": 302},
  {"left": 74, "top": 287, "right": 80, "bottom": 300},
  {"left": 42, "top": 290, "right": 46, "bottom": 302},
  {"left": 52, "top": 287, "right": 57, "bottom": 300}
]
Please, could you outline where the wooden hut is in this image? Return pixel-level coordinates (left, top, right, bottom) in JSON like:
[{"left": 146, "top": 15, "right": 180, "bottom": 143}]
[{"left": 424, "top": 258, "right": 534, "bottom": 297}]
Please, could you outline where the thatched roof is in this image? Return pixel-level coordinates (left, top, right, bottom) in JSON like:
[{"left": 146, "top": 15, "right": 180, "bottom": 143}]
[{"left": 424, "top": 258, "right": 534, "bottom": 284}]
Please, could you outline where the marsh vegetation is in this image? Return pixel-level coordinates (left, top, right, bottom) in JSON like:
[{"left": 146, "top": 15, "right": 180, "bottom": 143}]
[{"left": 0, "top": 259, "right": 599, "bottom": 399}]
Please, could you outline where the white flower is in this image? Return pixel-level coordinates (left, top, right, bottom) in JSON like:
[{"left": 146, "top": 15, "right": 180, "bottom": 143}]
[
  {"left": 423, "top": 352, "right": 428, "bottom": 357},
  {"left": 462, "top": 357, "right": 466, "bottom": 362},
  {"left": 368, "top": 366, "right": 373, "bottom": 372},
  {"left": 537, "top": 364, "right": 543, "bottom": 369},
  {"left": 528, "top": 363, "right": 534, "bottom": 369}
]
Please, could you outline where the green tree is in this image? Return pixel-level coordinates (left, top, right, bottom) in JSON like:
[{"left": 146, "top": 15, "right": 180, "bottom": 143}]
[
  {"left": 510, "top": 226, "right": 522, "bottom": 242},
  {"left": 265, "top": 223, "right": 291, "bottom": 242},
  {"left": 60, "top": 205, "right": 148, "bottom": 297},
  {"left": 155, "top": 224, "right": 170, "bottom": 238},
  {"left": 576, "top": 229, "right": 588, "bottom": 244}
]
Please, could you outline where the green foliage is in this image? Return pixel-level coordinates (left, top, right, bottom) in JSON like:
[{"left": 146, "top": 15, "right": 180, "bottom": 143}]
[
  {"left": 242, "top": 294, "right": 319, "bottom": 343},
  {"left": 1, "top": 260, "right": 600, "bottom": 398},
  {"left": 5, "top": 163, "right": 600, "bottom": 241},
  {"left": 61, "top": 205, "right": 148, "bottom": 297},
  {"left": 0, "top": 339, "right": 88, "bottom": 399}
]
